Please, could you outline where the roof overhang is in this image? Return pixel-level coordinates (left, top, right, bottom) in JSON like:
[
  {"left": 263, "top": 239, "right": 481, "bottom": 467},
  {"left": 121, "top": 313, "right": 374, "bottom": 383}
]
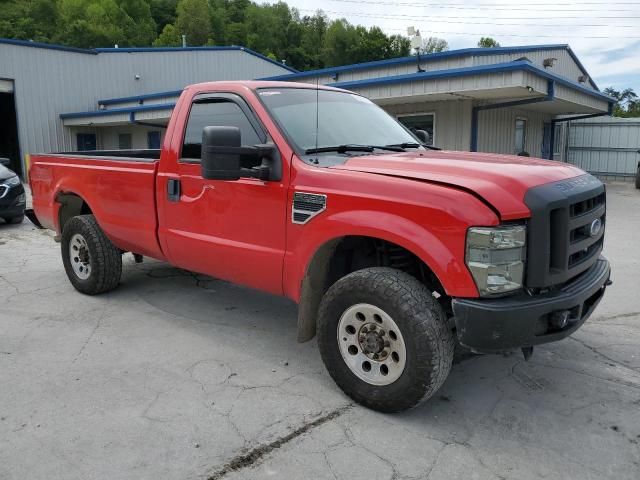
[
  {"left": 332, "top": 60, "right": 612, "bottom": 115},
  {"left": 61, "top": 103, "right": 174, "bottom": 127}
]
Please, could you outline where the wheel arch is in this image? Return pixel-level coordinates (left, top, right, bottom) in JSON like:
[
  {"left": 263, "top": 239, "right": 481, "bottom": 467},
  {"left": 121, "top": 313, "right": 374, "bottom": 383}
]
[
  {"left": 295, "top": 232, "right": 459, "bottom": 343},
  {"left": 55, "top": 191, "right": 94, "bottom": 234}
]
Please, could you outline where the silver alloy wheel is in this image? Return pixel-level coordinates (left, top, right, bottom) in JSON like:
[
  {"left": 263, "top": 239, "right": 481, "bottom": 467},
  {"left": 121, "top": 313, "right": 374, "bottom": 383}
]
[
  {"left": 69, "top": 233, "right": 92, "bottom": 280},
  {"left": 337, "top": 303, "right": 407, "bottom": 386}
]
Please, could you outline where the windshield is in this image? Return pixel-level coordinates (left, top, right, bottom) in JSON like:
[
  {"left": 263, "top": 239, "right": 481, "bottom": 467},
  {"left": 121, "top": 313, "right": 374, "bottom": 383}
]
[{"left": 257, "top": 88, "right": 420, "bottom": 158}]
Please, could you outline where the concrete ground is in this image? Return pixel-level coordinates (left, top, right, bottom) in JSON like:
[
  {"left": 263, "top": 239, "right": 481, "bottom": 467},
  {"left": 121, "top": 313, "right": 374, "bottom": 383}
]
[{"left": 1, "top": 183, "right": 639, "bottom": 480}]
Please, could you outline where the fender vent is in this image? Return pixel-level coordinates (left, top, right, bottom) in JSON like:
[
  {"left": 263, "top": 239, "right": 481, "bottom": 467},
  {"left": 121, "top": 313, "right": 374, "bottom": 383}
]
[{"left": 292, "top": 192, "right": 326, "bottom": 224}]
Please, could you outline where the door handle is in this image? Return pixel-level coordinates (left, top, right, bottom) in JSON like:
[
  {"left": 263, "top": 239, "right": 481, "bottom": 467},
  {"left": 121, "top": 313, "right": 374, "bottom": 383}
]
[{"left": 167, "top": 178, "right": 181, "bottom": 202}]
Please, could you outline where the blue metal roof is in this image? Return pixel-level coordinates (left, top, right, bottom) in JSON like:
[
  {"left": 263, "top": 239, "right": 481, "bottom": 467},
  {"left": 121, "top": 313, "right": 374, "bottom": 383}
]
[
  {"left": 0, "top": 38, "right": 298, "bottom": 72},
  {"left": 60, "top": 102, "right": 176, "bottom": 120},
  {"left": 262, "top": 44, "right": 598, "bottom": 91},
  {"left": 98, "top": 90, "right": 183, "bottom": 106}
]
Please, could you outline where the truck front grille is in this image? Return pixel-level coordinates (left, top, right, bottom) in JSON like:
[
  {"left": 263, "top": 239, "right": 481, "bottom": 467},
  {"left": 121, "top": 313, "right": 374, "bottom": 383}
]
[{"left": 525, "top": 174, "right": 606, "bottom": 289}]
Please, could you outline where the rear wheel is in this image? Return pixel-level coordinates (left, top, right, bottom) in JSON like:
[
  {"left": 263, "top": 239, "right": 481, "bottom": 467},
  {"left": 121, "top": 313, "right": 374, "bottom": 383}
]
[
  {"left": 61, "top": 215, "right": 122, "bottom": 295},
  {"left": 317, "top": 267, "right": 455, "bottom": 412}
]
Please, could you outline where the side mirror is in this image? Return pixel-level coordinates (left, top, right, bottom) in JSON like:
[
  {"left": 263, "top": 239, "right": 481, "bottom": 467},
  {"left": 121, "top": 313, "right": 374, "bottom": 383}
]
[
  {"left": 201, "top": 126, "right": 242, "bottom": 181},
  {"left": 414, "top": 129, "right": 430, "bottom": 145},
  {"left": 200, "top": 126, "right": 277, "bottom": 181},
  {"left": 0, "top": 158, "right": 10, "bottom": 167}
]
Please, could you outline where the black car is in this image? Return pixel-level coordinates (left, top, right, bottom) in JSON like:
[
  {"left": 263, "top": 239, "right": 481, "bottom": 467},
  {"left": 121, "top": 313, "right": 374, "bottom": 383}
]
[{"left": 0, "top": 158, "right": 25, "bottom": 224}]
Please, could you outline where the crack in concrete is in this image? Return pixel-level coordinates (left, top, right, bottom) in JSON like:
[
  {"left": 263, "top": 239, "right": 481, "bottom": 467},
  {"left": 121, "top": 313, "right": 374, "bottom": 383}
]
[
  {"left": 70, "top": 306, "right": 108, "bottom": 364},
  {"left": 206, "top": 405, "right": 352, "bottom": 480}
]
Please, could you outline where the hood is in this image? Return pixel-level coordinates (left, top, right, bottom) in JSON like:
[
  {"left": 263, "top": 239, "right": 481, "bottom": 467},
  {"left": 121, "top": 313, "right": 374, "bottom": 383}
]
[{"left": 330, "top": 150, "right": 586, "bottom": 220}]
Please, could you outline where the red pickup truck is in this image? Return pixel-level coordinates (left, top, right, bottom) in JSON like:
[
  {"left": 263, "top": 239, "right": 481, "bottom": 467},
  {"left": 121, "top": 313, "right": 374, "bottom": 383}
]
[{"left": 30, "top": 81, "right": 610, "bottom": 412}]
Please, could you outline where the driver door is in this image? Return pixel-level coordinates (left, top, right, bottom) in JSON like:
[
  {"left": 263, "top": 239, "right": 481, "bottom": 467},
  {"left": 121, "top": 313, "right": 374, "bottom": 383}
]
[{"left": 160, "top": 93, "right": 288, "bottom": 295}]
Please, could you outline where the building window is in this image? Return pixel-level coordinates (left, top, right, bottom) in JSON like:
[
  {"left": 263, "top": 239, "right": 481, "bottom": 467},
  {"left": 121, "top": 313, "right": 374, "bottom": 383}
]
[
  {"left": 118, "top": 133, "right": 132, "bottom": 150},
  {"left": 515, "top": 118, "right": 527, "bottom": 154},
  {"left": 147, "top": 131, "right": 161, "bottom": 149},
  {"left": 76, "top": 133, "right": 96, "bottom": 151},
  {"left": 397, "top": 113, "right": 435, "bottom": 146}
]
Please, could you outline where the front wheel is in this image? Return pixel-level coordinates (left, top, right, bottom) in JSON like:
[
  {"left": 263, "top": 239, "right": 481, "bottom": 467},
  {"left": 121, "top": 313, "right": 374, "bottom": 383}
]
[
  {"left": 61, "top": 215, "right": 122, "bottom": 295},
  {"left": 317, "top": 267, "right": 455, "bottom": 412}
]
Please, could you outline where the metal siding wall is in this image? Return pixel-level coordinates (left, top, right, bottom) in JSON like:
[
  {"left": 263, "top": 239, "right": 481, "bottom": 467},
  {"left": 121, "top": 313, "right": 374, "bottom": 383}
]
[
  {"left": 473, "top": 49, "right": 591, "bottom": 89},
  {"left": 555, "top": 84, "right": 609, "bottom": 112},
  {"left": 330, "top": 57, "right": 472, "bottom": 83},
  {"left": 477, "top": 106, "right": 553, "bottom": 156},
  {"left": 383, "top": 101, "right": 472, "bottom": 151},
  {"left": 0, "top": 44, "right": 291, "bottom": 168},
  {"left": 350, "top": 71, "right": 524, "bottom": 102},
  {"left": 567, "top": 118, "right": 640, "bottom": 176}
]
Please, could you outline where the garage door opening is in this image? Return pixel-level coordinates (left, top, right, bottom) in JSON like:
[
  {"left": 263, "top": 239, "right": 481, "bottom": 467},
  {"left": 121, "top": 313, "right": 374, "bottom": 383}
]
[{"left": 0, "top": 88, "right": 22, "bottom": 177}]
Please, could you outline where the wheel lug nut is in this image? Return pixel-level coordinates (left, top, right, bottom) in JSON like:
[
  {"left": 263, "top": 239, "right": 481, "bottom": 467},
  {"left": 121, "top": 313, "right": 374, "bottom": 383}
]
[{"left": 380, "top": 331, "right": 385, "bottom": 336}]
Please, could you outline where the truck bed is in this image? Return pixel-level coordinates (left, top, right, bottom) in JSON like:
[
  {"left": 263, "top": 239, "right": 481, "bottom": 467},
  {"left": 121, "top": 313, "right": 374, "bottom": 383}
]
[{"left": 30, "top": 152, "right": 164, "bottom": 260}]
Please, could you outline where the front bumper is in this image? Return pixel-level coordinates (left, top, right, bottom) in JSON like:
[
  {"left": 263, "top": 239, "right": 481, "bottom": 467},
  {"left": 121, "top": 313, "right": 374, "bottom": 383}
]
[
  {"left": 452, "top": 256, "right": 610, "bottom": 353},
  {"left": 0, "top": 183, "right": 26, "bottom": 219}
]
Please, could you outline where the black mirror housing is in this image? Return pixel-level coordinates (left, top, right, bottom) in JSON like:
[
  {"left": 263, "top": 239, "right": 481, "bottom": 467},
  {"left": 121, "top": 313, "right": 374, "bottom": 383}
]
[
  {"left": 414, "top": 129, "right": 430, "bottom": 145},
  {"left": 201, "top": 126, "right": 242, "bottom": 180},
  {"left": 200, "top": 126, "right": 280, "bottom": 182}
]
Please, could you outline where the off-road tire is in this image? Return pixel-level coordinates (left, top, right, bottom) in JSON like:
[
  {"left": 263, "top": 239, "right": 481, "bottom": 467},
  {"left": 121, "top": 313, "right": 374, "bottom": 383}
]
[
  {"left": 4, "top": 215, "right": 24, "bottom": 224},
  {"left": 61, "top": 215, "right": 122, "bottom": 295},
  {"left": 317, "top": 267, "right": 455, "bottom": 413}
]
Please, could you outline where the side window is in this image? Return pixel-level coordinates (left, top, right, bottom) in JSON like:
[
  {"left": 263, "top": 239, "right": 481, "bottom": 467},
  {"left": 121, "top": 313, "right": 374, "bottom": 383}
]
[
  {"left": 118, "top": 133, "right": 132, "bottom": 150},
  {"left": 77, "top": 133, "right": 96, "bottom": 151},
  {"left": 148, "top": 131, "right": 161, "bottom": 149},
  {"left": 515, "top": 118, "right": 527, "bottom": 154},
  {"left": 181, "top": 99, "right": 262, "bottom": 161}
]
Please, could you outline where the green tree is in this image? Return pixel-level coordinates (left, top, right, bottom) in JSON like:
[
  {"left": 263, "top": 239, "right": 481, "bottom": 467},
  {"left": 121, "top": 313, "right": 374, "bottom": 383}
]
[
  {"left": 388, "top": 34, "right": 411, "bottom": 58},
  {"left": 153, "top": 22, "right": 181, "bottom": 46},
  {"left": 0, "top": 0, "right": 58, "bottom": 43},
  {"left": 422, "top": 36, "right": 449, "bottom": 54},
  {"left": 478, "top": 37, "right": 500, "bottom": 48},
  {"left": 603, "top": 87, "right": 640, "bottom": 117},
  {"left": 55, "top": 0, "right": 127, "bottom": 48},
  {"left": 175, "top": 0, "right": 212, "bottom": 46},
  {"left": 150, "top": 0, "right": 178, "bottom": 33},
  {"left": 117, "top": 0, "right": 157, "bottom": 46}
]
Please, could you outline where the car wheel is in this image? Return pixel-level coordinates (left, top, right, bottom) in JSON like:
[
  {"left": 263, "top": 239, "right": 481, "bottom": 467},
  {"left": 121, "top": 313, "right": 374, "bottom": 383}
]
[
  {"left": 61, "top": 214, "right": 122, "bottom": 295},
  {"left": 317, "top": 267, "right": 455, "bottom": 412}
]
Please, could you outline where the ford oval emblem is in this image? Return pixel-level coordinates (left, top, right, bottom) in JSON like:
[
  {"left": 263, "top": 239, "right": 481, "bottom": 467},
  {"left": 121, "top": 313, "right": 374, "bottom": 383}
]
[{"left": 590, "top": 218, "right": 602, "bottom": 237}]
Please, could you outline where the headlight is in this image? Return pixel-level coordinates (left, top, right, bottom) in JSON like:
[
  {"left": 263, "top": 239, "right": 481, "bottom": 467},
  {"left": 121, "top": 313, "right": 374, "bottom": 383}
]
[
  {"left": 2, "top": 175, "right": 20, "bottom": 187},
  {"left": 466, "top": 225, "right": 526, "bottom": 296}
]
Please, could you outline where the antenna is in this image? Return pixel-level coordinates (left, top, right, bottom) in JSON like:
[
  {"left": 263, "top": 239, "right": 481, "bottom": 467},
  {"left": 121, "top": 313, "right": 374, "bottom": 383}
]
[{"left": 313, "top": 22, "right": 321, "bottom": 165}]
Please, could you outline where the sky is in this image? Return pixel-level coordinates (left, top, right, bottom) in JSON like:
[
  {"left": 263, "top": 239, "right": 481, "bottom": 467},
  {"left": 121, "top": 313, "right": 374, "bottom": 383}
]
[{"left": 282, "top": 0, "right": 640, "bottom": 94}]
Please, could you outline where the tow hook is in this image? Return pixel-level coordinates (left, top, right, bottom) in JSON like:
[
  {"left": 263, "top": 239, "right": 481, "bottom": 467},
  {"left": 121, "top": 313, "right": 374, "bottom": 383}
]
[{"left": 521, "top": 346, "right": 534, "bottom": 361}]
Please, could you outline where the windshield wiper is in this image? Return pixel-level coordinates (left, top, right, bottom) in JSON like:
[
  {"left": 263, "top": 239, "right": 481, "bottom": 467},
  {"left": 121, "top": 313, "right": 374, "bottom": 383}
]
[
  {"left": 305, "top": 144, "right": 405, "bottom": 155},
  {"left": 386, "top": 142, "right": 441, "bottom": 151},
  {"left": 387, "top": 142, "right": 421, "bottom": 149}
]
